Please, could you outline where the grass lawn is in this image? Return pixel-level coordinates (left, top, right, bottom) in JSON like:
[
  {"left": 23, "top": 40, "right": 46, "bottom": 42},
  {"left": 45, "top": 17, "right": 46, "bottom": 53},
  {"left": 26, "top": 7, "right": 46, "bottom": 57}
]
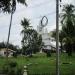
[{"left": 0, "top": 53, "right": 75, "bottom": 75}]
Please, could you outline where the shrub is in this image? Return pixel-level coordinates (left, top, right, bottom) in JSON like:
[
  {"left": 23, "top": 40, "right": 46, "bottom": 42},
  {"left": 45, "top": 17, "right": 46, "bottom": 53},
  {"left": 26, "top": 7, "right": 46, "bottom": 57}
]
[{"left": 1, "top": 61, "right": 23, "bottom": 75}]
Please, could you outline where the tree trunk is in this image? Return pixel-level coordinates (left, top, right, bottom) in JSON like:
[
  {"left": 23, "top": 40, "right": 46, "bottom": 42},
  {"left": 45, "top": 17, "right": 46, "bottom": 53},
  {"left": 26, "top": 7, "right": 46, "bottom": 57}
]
[{"left": 60, "top": 42, "right": 63, "bottom": 52}]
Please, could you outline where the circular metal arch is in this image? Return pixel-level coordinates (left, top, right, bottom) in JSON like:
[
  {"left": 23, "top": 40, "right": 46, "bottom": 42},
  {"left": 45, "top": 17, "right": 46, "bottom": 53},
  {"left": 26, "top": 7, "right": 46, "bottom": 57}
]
[{"left": 41, "top": 16, "right": 48, "bottom": 27}]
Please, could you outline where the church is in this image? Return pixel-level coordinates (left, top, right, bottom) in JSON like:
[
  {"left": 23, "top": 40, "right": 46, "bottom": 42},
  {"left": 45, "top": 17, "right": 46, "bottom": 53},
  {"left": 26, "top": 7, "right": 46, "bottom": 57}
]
[{"left": 37, "top": 25, "right": 56, "bottom": 52}]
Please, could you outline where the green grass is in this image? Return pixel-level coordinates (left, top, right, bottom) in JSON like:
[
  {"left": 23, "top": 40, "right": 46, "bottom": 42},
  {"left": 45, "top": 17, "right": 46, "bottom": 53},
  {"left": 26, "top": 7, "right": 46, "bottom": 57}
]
[{"left": 0, "top": 53, "right": 75, "bottom": 75}]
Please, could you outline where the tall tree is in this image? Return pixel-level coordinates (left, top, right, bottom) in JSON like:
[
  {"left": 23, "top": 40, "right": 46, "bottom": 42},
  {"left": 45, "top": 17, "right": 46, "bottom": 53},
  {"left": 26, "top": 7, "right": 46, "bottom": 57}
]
[
  {"left": 0, "top": 0, "right": 27, "bottom": 57},
  {"left": 61, "top": 4, "right": 75, "bottom": 56},
  {"left": 61, "top": 4, "right": 75, "bottom": 25},
  {"left": 21, "top": 18, "right": 42, "bottom": 56},
  {"left": 21, "top": 18, "right": 30, "bottom": 49}
]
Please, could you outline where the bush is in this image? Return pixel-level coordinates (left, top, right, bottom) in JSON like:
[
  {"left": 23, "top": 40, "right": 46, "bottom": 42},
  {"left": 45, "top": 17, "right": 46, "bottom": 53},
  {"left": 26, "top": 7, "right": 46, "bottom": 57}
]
[
  {"left": 51, "top": 50, "right": 56, "bottom": 53},
  {"left": 42, "top": 49, "right": 51, "bottom": 57},
  {"left": 13, "top": 52, "right": 17, "bottom": 58},
  {"left": 1, "top": 61, "right": 23, "bottom": 75},
  {"left": 46, "top": 52, "right": 51, "bottom": 57},
  {"left": 9, "top": 61, "right": 17, "bottom": 67},
  {"left": 46, "top": 50, "right": 51, "bottom": 57}
]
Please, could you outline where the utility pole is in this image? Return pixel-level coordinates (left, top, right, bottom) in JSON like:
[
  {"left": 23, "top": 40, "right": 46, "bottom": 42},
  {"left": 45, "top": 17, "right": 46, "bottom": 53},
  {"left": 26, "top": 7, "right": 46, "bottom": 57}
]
[{"left": 56, "top": 0, "right": 60, "bottom": 75}]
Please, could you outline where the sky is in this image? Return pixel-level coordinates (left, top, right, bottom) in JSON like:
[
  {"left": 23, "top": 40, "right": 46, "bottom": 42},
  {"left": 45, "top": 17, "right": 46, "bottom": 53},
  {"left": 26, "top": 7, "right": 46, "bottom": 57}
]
[{"left": 0, "top": 0, "right": 75, "bottom": 47}]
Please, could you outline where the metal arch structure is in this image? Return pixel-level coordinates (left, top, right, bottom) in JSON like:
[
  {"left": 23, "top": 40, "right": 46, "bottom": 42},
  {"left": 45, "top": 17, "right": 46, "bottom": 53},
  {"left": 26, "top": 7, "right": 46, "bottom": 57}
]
[
  {"left": 39, "top": 16, "right": 48, "bottom": 32},
  {"left": 41, "top": 16, "right": 48, "bottom": 27}
]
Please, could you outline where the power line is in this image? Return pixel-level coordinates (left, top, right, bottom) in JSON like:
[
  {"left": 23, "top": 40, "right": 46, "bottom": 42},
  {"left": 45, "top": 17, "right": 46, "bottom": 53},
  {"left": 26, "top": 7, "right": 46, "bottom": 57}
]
[
  {"left": 27, "top": 0, "right": 52, "bottom": 9},
  {"left": 0, "top": 0, "right": 55, "bottom": 18},
  {"left": 30, "top": 11, "right": 56, "bottom": 21},
  {"left": 16, "top": 0, "right": 55, "bottom": 14},
  {"left": 0, "top": 11, "right": 56, "bottom": 29}
]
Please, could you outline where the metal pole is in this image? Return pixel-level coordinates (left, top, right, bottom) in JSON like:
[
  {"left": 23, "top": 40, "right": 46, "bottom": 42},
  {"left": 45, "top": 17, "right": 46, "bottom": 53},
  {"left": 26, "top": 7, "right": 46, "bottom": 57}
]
[
  {"left": 6, "top": 10, "right": 13, "bottom": 57},
  {"left": 56, "top": 0, "right": 59, "bottom": 75}
]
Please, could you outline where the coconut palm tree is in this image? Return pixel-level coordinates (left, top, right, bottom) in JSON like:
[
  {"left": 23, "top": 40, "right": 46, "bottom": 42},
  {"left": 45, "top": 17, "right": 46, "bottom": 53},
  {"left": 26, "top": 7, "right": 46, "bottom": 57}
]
[
  {"left": 0, "top": 0, "right": 27, "bottom": 57},
  {"left": 0, "top": 0, "right": 27, "bottom": 13},
  {"left": 21, "top": 18, "right": 31, "bottom": 54},
  {"left": 21, "top": 18, "right": 42, "bottom": 55},
  {"left": 61, "top": 4, "right": 75, "bottom": 56},
  {"left": 61, "top": 4, "right": 75, "bottom": 25}
]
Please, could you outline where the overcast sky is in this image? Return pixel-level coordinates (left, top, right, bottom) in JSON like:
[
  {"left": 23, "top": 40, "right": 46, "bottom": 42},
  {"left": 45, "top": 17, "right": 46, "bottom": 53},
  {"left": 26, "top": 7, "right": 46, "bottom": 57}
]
[{"left": 0, "top": 0, "right": 75, "bottom": 47}]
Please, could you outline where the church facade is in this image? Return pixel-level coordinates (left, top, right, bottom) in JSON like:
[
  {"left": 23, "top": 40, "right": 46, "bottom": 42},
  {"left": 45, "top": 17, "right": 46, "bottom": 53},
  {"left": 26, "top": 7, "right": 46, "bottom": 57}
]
[{"left": 37, "top": 25, "right": 52, "bottom": 51}]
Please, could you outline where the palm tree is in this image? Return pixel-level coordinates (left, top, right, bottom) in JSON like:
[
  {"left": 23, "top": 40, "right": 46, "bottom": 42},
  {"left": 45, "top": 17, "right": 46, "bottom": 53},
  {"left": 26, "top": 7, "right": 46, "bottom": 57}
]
[
  {"left": 61, "top": 4, "right": 75, "bottom": 56},
  {"left": 0, "top": 0, "right": 27, "bottom": 13},
  {"left": 21, "top": 18, "right": 30, "bottom": 30},
  {"left": 0, "top": 0, "right": 27, "bottom": 57},
  {"left": 21, "top": 18, "right": 42, "bottom": 55},
  {"left": 61, "top": 4, "right": 75, "bottom": 25},
  {"left": 21, "top": 18, "right": 30, "bottom": 54}
]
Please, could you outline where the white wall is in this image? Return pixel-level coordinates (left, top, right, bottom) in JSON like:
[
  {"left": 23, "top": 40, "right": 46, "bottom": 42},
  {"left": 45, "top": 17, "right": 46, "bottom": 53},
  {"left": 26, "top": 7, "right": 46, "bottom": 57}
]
[{"left": 0, "top": 50, "right": 5, "bottom": 56}]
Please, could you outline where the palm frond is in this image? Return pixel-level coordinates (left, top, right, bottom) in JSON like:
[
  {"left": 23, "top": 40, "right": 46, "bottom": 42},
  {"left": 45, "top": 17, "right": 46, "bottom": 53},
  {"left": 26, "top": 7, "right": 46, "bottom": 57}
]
[{"left": 17, "top": 0, "right": 27, "bottom": 6}]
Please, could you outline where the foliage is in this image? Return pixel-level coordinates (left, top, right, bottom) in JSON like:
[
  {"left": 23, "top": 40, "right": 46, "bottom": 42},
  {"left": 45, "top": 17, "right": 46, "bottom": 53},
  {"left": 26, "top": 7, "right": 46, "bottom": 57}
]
[
  {"left": 61, "top": 4, "right": 75, "bottom": 56},
  {"left": 0, "top": 42, "right": 18, "bottom": 51},
  {"left": 0, "top": 53, "right": 75, "bottom": 75},
  {"left": 0, "top": 42, "right": 6, "bottom": 48},
  {"left": 0, "top": 0, "right": 27, "bottom": 58},
  {"left": 13, "top": 51, "right": 18, "bottom": 58},
  {"left": 46, "top": 50, "right": 51, "bottom": 57},
  {"left": 51, "top": 4, "right": 75, "bottom": 56},
  {"left": 21, "top": 18, "right": 43, "bottom": 56},
  {"left": 0, "top": 0, "right": 27, "bottom": 13},
  {"left": 1, "top": 61, "right": 23, "bottom": 75},
  {"left": 51, "top": 29, "right": 64, "bottom": 51}
]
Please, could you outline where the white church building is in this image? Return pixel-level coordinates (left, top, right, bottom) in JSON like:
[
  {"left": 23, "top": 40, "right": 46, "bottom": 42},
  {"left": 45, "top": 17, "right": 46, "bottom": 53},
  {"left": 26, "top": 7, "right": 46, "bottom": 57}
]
[
  {"left": 37, "top": 25, "right": 55, "bottom": 51},
  {"left": 41, "top": 29, "right": 51, "bottom": 50}
]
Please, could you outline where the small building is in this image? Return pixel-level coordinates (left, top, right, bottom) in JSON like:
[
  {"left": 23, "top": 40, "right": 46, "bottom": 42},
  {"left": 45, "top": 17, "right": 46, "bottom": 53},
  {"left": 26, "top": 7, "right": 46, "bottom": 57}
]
[{"left": 0, "top": 48, "right": 15, "bottom": 57}]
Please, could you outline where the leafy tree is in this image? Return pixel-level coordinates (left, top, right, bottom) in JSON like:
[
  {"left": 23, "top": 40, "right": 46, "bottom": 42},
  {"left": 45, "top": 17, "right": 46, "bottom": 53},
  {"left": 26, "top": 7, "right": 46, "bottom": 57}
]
[
  {"left": 61, "top": 4, "right": 75, "bottom": 56},
  {"left": 21, "top": 18, "right": 31, "bottom": 51},
  {"left": 0, "top": 0, "right": 27, "bottom": 57},
  {"left": 21, "top": 18, "right": 42, "bottom": 56}
]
